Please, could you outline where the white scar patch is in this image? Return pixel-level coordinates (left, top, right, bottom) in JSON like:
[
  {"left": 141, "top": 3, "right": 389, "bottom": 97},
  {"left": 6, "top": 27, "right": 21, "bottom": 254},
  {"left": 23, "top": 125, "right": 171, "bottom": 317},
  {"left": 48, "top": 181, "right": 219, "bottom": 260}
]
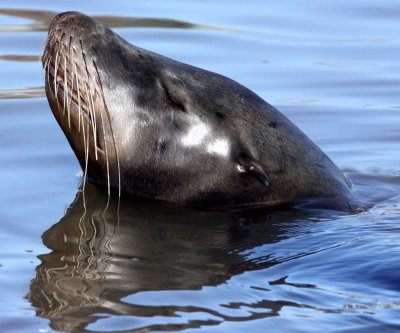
[
  {"left": 207, "top": 138, "right": 230, "bottom": 157},
  {"left": 181, "top": 116, "right": 230, "bottom": 158},
  {"left": 181, "top": 121, "right": 210, "bottom": 146}
]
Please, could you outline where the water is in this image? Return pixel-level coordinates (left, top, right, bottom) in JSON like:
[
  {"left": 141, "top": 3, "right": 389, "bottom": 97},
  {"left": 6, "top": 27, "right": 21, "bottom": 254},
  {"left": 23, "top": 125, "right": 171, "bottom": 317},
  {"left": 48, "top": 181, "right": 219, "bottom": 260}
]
[{"left": 0, "top": 1, "right": 399, "bottom": 332}]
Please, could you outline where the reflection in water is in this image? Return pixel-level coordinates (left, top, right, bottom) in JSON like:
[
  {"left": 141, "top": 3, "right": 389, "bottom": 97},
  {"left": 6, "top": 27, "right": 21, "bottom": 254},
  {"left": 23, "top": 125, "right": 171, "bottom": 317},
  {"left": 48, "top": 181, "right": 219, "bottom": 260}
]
[
  {"left": 0, "top": 55, "right": 41, "bottom": 62},
  {"left": 0, "top": 9, "right": 232, "bottom": 33},
  {"left": 28, "top": 184, "right": 325, "bottom": 332},
  {"left": 0, "top": 9, "right": 55, "bottom": 31},
  {"left": 1, "top": 8, "right": 382, "bottom": 46},
  {"left": 0, "top": 87, "right": 44, "bottom": 99}
]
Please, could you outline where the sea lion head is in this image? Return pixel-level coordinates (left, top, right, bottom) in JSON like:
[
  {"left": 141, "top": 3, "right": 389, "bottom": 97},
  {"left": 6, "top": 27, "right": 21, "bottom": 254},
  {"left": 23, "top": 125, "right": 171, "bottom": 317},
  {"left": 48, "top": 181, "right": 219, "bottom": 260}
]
[{"left": 43, "top": 12, "right": 355, "bottom": 209}]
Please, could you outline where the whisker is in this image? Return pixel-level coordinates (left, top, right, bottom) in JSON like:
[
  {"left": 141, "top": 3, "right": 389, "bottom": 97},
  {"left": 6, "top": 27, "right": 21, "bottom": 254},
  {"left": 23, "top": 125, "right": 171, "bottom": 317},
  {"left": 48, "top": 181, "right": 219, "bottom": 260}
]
[
  {"left": 81, "top": 108, "right": 90, "bottom": 200},
  {"left": 85, "top": 87, "right": 98, "bottom": 160},
  {"left": 89, "top": 85, "right": 98, "bottom": 160},
  {"left": 69, "top": 59, "right": 74, "bottom": 130},
  {"left": 99, "top": 99, "right": 110, "bottom": 196},
  {"left": 63, "top": 55, "right": 68, "bottom": 118},
  {"left": 45, "top": 58, "right": 51, "bottom": 92},
  {"left": 92, "top": 59, "right": 121, "bottom": 199},
  {"left": 93, "top": 65, "right": 111, "bottom": 199},
  {"left": 54, "top": 51, "right": 59, "bottom": 95},
  {"left": 80, "top": 39, "right": 98, "bottom": 160},
  {"left": 73, "top": 63, "right": 82, "bottom": 132},
  {"left": 67, "top": 36, "right": 74, "bottom": 129}
]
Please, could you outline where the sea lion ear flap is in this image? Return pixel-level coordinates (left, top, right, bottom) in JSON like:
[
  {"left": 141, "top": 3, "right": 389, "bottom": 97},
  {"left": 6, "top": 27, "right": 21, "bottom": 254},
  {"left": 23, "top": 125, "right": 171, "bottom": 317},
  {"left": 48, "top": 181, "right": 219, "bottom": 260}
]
[{"left": 236, "top": 156, "right": 270, "bottom": 187}]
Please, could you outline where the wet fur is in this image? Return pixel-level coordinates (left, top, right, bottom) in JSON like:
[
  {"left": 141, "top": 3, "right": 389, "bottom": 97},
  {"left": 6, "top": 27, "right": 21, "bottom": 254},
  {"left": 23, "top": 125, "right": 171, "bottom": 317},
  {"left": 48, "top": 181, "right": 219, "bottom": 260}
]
[{"left": 43, "top": 12, "right": 354, "bottom": 210}]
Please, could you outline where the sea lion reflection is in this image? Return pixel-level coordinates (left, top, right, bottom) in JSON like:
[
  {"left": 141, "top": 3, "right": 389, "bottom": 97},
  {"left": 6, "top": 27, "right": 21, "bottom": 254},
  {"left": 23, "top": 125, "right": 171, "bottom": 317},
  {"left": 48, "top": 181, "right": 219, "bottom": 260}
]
[{"left": 29, "top": 184, "right": 318, "bottom": 331}]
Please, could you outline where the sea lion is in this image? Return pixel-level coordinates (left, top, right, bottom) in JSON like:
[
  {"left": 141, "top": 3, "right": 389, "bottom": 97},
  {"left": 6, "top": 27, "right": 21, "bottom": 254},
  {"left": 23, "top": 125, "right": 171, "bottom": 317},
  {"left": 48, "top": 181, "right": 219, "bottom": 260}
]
[{"left": 42, "top": 11, "right": 354, "bottom": 210}]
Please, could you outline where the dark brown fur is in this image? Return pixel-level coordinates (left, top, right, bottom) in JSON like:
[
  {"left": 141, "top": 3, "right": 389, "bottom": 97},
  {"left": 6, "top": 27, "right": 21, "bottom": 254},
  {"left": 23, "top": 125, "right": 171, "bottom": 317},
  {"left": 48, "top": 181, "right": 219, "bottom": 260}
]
[{"left": 43, "top": 12, "right": 354, "bottom": 210}]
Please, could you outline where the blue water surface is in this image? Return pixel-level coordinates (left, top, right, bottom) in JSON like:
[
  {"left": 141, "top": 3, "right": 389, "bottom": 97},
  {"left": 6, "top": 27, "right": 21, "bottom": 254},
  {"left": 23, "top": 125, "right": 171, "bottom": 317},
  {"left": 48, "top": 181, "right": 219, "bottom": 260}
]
[{"left": 0, "top": 1, "right": 399, "bottom": 332}]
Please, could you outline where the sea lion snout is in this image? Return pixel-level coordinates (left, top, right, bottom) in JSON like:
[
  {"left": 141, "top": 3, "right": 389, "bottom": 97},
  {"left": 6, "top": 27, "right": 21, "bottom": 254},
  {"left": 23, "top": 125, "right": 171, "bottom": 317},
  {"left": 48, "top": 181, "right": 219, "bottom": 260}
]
[{"left": 49, "top": 11, "right": 81, "bottom": 32}]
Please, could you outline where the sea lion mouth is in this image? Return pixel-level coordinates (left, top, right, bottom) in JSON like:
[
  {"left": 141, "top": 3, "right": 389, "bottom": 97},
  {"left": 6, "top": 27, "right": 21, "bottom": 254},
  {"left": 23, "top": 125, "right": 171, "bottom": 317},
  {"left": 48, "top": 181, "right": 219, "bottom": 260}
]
[{"left": 42, "top": 12, "right": 119, "bottom": 195}]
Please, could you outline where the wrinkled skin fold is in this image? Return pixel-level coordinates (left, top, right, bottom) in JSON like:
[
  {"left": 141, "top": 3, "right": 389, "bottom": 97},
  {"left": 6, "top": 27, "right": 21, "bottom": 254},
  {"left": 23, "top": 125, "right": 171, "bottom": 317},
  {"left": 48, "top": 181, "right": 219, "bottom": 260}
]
[{"left": 43, "top": 11, "right": 355, "bottom": 210}]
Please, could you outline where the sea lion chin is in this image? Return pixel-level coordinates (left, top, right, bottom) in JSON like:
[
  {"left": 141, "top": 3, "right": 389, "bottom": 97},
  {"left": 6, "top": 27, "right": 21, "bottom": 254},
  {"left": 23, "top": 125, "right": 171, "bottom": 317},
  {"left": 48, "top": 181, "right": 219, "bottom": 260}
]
[{"left": 42, "top": 11, "right": 355, "bottom": 210}]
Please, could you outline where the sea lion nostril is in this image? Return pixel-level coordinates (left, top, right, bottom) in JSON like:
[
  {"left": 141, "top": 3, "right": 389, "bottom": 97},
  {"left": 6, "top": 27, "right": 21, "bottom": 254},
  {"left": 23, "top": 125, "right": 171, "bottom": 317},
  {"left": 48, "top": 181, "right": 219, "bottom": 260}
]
[{"left": 49, "top": 11, "right": 80, "bottom": 31}]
